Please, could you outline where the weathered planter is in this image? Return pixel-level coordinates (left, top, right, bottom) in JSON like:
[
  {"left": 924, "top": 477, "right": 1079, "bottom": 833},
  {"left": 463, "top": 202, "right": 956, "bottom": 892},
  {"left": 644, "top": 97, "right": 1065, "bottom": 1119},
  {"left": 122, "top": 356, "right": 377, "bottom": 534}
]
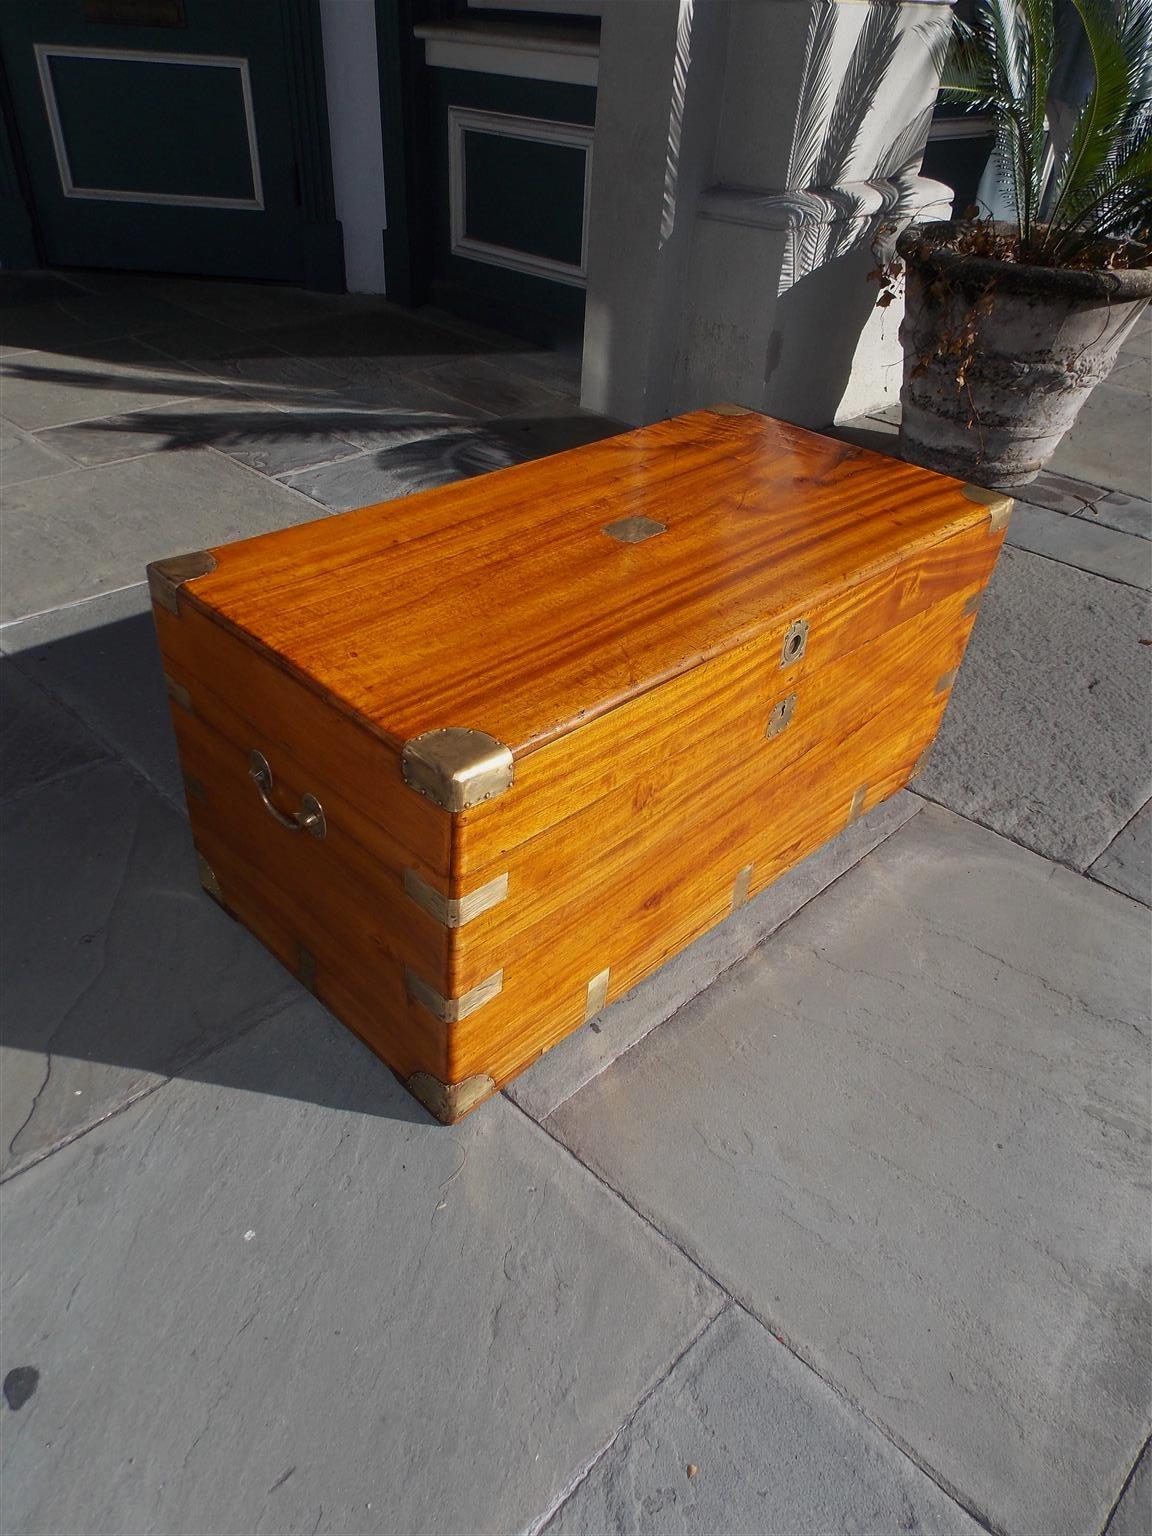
[{"left": 897, "top": 221, "right": 1152, "bottom": 487}]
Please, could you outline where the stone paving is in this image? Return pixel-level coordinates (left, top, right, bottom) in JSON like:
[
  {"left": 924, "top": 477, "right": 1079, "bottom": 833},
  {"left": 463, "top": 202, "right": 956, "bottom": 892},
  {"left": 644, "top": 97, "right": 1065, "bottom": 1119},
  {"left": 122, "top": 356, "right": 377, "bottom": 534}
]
[{"left": 0, "top": 269, "right": 1149, "bottom": 1536}]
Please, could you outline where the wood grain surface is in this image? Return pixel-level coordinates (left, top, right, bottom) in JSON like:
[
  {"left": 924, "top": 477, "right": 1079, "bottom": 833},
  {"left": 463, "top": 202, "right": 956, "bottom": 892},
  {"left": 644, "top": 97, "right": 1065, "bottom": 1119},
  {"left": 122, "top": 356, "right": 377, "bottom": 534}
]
[
  {"left": 151, "top": 407, "right": 1007, "bottom": 1119},
  {"left": 174, "top": 408, "right": 1002, "bottom": 756}
]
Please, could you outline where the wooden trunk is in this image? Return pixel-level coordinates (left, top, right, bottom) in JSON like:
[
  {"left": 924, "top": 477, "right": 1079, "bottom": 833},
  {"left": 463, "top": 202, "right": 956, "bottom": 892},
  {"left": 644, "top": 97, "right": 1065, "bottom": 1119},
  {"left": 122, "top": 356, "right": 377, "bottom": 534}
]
[{"left": 149, "top": 407, "right": 1011, "bottom": 1122}]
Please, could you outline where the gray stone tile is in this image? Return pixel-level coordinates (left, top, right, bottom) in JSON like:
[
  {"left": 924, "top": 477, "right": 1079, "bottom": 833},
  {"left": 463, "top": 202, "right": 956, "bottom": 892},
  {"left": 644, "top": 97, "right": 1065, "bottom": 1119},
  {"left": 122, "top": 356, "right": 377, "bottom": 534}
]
[
  {"left": 1, "top": 583, "right": 182, "bottom": 808},
  {"left": 1119, "top": 324, "right": 1152, "bottom": 359},
  {"left": 0, "top": 447, "right": 320, "bottom": 622},
  {"left": 0, "top": 761, "right": 297, "bottom": 1176},
  {"left": 283, "top": 428, "right": 513, "bottom": 510},
  {"left": 0, "top": 421, "right": 75, "bottom": 486},
  {"left": 0, "top": 999, "right": 717, "bottom": 1536},
  {"left": 1083, "top": 490, "right": 1152, "bottom": 541},
  {"left": 1049, "top": 382, "right": 1152, "bottom": 500},
  {"left": 1106, "top": 1442, "right": 1151, "bottom": 1536},
  {"left": 1110, "top": 351, "right": 1152, "bottom": 387},
  {"left": 1089, "top": 800, "right": 1152, "bottom": 906},
  {"left": 866, "top": 402, "right": 902, "bottom": 424},
  {"left": 485, "top": 403, "right": 627, "bottom": 461},
  {"left": 1007, "top": 499, "right": 1152, "bottom": 588},
  {"left": 916, "top": 546, "right": 1152, "bottom": 870},
  {"left": 0, "top": 339, "right": 204, "bottom": 430},
  {"left": 144, "top": 276, "right": 385, "bottom": 334},
  {"left": 544, "top": 1306, "right": 982, "bottom": 1536},
  {"left": 32, "top": 390, "right": 275, "bottom": 466},
  {"left": 508, "top": 792, "right": 921, "bottom": 1122},
  {"left": 827, "top": 416, "right": 899, "bottom": 456},
  {"left": 499, "top": 347, "right": 583, "bottom": 399},
  {"left": 313, "top": 392, "right": 491, "bottom": 452},
  {"left": 38, "top": 394, "right": 363, "bottom": 477},
  {"left": 0, "top": 291, "right": 190, "bottom": 357},
  {"left": 285, "top": 410, "right": 628, "bottom": 511},
  {"left": 0, "top": 272, "right": 89, "bottom": 309},
  {"left": 262, "top": 307, "right": 483, "bottom": 379},
  {"left": 0, "top": 662, "right": 109, "bottom": 801},
  {"left": 181, "top": 343, "right": 354, "bottom": 404},
  {"left": 1019, "top": 468, "right": 1101, "bottom": 516},
  {"left": 418, "top": 304, "right": 519, "bottom": 353},
  {"left": 548, "top": 806, "right": 1152, "bottom": 1536},
  {"left": 414, "top": 356, "right": 571, "bottom": 416},
  {"left": 132, "top": 316, "right": 262, "bottom": 365},
  {"left": 284, "top": 443, "right": 455, "bottom": 511}
]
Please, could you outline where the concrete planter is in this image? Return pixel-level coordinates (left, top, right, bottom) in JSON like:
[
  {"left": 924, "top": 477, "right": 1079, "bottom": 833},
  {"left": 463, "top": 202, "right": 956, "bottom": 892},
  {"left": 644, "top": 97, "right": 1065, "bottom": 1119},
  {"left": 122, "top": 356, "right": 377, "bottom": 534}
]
[{"left": 896, "top": 221, "right": 1152, "bottom": 487}]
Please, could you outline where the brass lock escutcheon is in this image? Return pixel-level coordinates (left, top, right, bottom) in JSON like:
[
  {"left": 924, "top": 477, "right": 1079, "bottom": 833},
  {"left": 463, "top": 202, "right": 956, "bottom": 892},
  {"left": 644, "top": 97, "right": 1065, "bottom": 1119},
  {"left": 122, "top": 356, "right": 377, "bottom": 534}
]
[
  {"left": 765, "top": 693, "right": 797, "bottom": 738},
  {"left": 780, "top": 617, "right": 809, "bottom": 668},
  {"left": 248, "top": 750, "right": 326, "bottom": 839}
]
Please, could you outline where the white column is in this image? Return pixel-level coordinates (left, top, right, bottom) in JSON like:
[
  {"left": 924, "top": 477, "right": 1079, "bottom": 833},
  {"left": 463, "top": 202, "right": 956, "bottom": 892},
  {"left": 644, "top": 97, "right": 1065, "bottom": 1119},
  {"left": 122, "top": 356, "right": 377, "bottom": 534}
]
[
  {"left": 581, "top": 0, "right": 954, "bottom": 426},
  {"left": 319, "top": 0, "right": 389, "bottom": 293}
]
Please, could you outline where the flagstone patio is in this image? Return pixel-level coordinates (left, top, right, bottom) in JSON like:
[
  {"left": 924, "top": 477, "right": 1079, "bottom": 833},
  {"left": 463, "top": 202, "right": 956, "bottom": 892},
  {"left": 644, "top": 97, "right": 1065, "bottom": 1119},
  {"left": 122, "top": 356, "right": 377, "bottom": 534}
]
[{"left": 1, "top": 269, "right": 1149, "bottom": 1536}]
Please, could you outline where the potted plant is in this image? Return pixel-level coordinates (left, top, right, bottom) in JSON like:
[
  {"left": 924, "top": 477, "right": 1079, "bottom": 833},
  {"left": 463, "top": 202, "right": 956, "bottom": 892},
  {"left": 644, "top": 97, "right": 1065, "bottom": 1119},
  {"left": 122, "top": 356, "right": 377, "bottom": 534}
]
[{"left": 893, "top": 0, "right": 1152, "bottom": 487}]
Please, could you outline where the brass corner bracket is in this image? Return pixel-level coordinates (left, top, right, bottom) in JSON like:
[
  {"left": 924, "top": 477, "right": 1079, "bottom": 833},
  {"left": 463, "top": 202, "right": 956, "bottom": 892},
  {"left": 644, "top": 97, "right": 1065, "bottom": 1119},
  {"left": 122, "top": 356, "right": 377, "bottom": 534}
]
[
  {"left": 710, "top": 402, "right": 755, "bottom": 416},
  {"left": 404, "top": 868, "right": 509, "bottom": 929},
  {"left": 962, "top": 484, "right": 1014, "bottom": 535},
  {"left": 406, "top": 1070, "right": 497, "bottom": 1125},
  {"left": 196, "top": 850, "right": 223, "bottom": 901},
  {"left": 402, "top": 728, "right": 514, "bottom": 812},
  {"left": 406, "top": 967, "right": 504, "bottom": 1024},
  {"left": 584, "top": 966, "right": 610, "bottom": 1022},
  {"left": 731, "top": 864, "right": 753, "bottom": 911},
  {"left": 164, "top": 673, "right": 193, "bottom": 713},
  {"left": 147, "top": 549, "right": 218, "bottom": 615}
]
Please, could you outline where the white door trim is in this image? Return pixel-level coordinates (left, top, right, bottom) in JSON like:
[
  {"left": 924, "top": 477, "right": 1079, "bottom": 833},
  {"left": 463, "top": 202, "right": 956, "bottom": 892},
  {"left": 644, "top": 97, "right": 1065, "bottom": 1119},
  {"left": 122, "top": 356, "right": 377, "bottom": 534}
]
[
  {"left": 448, "top": 106, "right": 592, "bottom": 287},
  {"left": 34, "top": 44, "right": 265, "bottom": 210}
]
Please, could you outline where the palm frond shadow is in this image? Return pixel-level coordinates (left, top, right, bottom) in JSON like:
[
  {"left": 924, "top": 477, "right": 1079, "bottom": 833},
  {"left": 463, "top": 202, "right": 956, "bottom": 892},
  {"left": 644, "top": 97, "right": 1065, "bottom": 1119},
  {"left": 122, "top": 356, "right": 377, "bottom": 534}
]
[
  {"left": 779, "top": 1, "right": 952, "bottom": 294},
  {"left": 347, "top": 412, "right": 626, "bottom": 497}
]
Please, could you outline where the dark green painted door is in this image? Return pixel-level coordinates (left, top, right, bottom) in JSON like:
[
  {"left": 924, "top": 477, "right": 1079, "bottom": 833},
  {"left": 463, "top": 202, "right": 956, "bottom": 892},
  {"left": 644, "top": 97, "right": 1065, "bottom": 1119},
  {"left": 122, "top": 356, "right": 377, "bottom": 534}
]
[
  {"left": 0, "top": 0, "right": 342, "bottom": 286},
  {"left": 420, "top": 67, "right": 596, "bottom": 345}
]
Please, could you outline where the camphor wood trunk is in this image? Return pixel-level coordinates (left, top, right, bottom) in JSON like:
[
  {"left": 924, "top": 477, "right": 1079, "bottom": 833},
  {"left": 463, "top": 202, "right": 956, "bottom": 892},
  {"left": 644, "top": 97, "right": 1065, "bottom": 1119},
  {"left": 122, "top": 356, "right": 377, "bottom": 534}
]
[{"left": 149, "top": 407, "right": 1011, "bottom": 1122}]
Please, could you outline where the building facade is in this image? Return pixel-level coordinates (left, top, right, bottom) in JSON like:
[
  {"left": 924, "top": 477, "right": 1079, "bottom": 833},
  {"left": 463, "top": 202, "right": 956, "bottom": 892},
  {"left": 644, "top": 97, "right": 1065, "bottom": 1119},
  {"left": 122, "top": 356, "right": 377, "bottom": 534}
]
[{"left": 0, "top": 0, "right": 992, "bottom": 423}]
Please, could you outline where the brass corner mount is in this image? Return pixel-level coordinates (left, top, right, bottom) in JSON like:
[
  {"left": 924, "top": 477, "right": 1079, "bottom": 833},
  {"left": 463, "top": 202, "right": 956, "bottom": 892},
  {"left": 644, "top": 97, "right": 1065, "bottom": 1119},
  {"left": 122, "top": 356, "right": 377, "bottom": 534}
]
[
  {"left": 406, "top": 1070, "right": 497, "bottom": 1124},
  {"left": 147, "top": 549, "right": 218, "bottom": 615},
  {"left": 962, "top": 484, "right": 1014, "bottom": 535},
  {"left": 401, "top": 728, "right": 514, "bottom": 812}
]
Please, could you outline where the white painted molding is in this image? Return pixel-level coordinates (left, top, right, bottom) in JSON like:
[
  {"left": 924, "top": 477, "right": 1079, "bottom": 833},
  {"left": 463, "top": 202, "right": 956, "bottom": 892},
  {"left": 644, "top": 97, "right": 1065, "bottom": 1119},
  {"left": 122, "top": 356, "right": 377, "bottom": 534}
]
[
  {"left": 699, "top": 174, "right": 954, "bottom": 231},
  {"left": 34, "top": 44, "right": 263, "bottom": 210},
  {"left": 448, "top": 106, "right": 592, "bottom": 287},
  {"left": 319, "top": 0, "right": 388, "bottom": 292},
  {"left": 415, "top": 24, "right": 598, "bottom": 86},
  {"left": 467, "top": 0, "right": 602, "bottom": 13},
  {"left": 927, "top": 114, "right": 994, "bottom": 140}
]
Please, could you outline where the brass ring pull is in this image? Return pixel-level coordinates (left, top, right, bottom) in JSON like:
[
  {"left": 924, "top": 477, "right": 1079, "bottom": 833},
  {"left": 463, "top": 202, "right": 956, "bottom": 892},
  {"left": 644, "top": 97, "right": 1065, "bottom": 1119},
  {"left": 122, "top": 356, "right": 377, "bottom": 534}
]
[{"left": 248, "top": 750, "right": 326, "bottom": 839}]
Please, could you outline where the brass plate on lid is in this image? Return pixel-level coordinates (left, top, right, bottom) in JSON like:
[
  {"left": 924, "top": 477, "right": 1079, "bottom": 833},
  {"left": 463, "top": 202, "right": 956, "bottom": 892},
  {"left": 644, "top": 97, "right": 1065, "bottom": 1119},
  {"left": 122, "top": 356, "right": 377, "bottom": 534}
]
[{"left": 603, "top": 515, "right": 666, "bottom": 545}]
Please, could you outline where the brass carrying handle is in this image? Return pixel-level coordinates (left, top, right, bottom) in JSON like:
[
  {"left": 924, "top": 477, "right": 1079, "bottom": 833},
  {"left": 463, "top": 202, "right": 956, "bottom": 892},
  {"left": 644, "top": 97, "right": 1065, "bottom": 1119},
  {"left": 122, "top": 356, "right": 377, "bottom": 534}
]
[{"left": 248, "top": 750, "right": 326, "bottom": 839}]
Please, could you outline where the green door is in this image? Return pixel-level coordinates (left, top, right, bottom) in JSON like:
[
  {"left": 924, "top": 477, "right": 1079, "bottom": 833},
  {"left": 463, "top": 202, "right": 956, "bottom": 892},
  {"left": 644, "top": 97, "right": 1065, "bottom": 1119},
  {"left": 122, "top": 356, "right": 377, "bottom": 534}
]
[{"left": 0, "top": 0, "right": 342, "bottom": 287}]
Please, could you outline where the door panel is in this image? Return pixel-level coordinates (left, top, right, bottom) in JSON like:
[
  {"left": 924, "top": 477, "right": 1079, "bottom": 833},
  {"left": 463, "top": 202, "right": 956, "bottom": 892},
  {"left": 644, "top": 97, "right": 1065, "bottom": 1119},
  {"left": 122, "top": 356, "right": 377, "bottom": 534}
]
[
  {"left": 424, "top": 67, "right": 595, "bottom": 344},
  {"left": 0, "top": 0, "right": 343, "bottom": 286}
]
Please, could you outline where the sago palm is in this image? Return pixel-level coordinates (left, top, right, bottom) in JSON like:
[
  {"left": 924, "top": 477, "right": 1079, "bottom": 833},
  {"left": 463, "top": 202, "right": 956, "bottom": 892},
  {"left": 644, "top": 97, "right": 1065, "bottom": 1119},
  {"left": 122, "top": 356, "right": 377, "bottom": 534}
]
[{"left": 939, "top": 0, "right": 1152, "bottom": 264}]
